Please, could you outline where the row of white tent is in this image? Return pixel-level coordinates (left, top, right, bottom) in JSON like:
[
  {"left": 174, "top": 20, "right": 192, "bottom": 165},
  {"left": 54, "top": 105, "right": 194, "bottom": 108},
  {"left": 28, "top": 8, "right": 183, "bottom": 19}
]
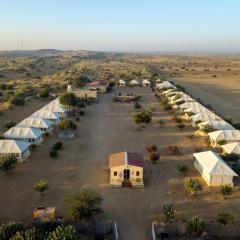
[
  {"left": 119, "top": 79, "right": 150, "bottom": 87},
  {"left": 158, "top": 81, "right": 239, "bottom": 186},
  {"left": 0, "top": 98, "right": 68, "bottom": 162}
]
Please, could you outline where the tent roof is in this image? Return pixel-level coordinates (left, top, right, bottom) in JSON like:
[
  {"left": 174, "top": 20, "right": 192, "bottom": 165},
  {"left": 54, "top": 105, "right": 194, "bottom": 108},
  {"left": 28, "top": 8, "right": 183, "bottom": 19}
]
[
  {"left": 17, "top": 117, "right": 53, "bottom": 129},
  {"left": 157, "top": 81, "right": 176, "bottom": 89},
  {"left": 208, "top": 130, "right": 240, "bottom": 141},
  {"left": 31, "top": 110, "right": 60, "bottom": 120},
  {"left": 193, "top": 151, "right": 237, "bottom": 176},
  {"left": 109, "top": 151, "right": 144, "bottom": 168},
  {"left": 0, "top": 140, "right": 30, "bottom": 154},
  {"left": 130, "top": 80, "right": 139, "bottom": 84},
  {"left": 222, "top": 142, "right": 240, "bottom": 155},
  {"left": 198, "top": 120, "right": 235, "bottom": 131},
  {"left": 119, "top": 79, "right": 125, "bottom": 83},
  {"left": 4, "top": 127, "right": 42, "bottom": 139}
]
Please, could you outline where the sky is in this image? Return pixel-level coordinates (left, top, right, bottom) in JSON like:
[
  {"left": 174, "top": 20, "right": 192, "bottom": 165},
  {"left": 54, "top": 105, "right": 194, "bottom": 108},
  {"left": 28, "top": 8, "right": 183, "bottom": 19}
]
[{"left": 1, "top": 0, "right": 240, "bottom": 52}]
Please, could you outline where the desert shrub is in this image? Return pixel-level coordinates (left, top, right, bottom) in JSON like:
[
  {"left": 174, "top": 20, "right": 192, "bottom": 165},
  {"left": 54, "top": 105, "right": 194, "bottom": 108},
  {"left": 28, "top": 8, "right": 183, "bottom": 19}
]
[
  {"left": 146, "top": 105, "right": 155, "bottom": 113},
  {"left": 146, "top": 144, "right": 158, "bottom": 153},
  {"left": 34, "top": 179, "right": 49, "bottom": 193},
  {"left": 159, "top": 100, "right": 168, "bottom": 107},
  {"left": 133, "top": 112, "right": 152, "bottom": 125},
  {"left": 59, "top": 92, "right": 77, "bottom": 110},
  {"left": 49, "top": 149, "right": 58, "bottom": 158},
  {"left": 4, "top": 121, "right": 16, "bottom": 129},
  {"left": 224, "top": 116, "right": 233, "bottom": 124},
  {"left": 177, "top": 123, "right": 185, "bottom": 129},
  {"left": 68, "top": 188, "right": 103, "bottom": 220},
  {"left": 220, "top": 185, "right": 233, "bottom": 198},
  {"left": 217, "top": 213, "right": 234, "bottom": 225},
  {"left": 53, "top": 142, "right": 63, "bottom": 150},
  {"left": 168, "top": 145, "right": 179, "bottom": 155},
  {"left": 39, "top": 87, "right": 50, "bottom": 98},
  {"left": 59, "top": 119, "right": 77, "bottom": 130},
  {"left": 201, "top": 124, "right": 215, "bottom": 133},
  {"left": 186, "top": 111, "right": 195, "bottom": 117},
  {"left": 47, "top": 225, "right": 79, "bottom": 240},
  {"left": 204, "top": 138, "right": 211, "bottom": 147},
  {"left": 217, "top": 140, "right": 227, "bottom": 145},
  {"left": 177, "top": 164, "right": 189, "bottom": 174},
  {"left": 163, "top": 203, "right": 176, "bottom": 223},
  {"left": 187, "top": 216, "right": 205, "bottom": 237},
  {"left": 0, "top": 154, "right": 18, "bottom": 175},
  {"left": 184, "top": 178, "right": 202, "bottom": 197},
  {"left": 0, "top": 222, "right": 24, "bottom": 240},
  {"left": 134, "top": 102, "right": 141, "bottom": 109},
  {"left": 10, "top": 95, "right": 25, "bottom": 106},
  {"left": 175, "top": 100, "right": 185, "bottom": 105},
  {"left": 77, "top": 102, "right": 86, "bottom": 109},
  {"left": 150, "top": 152, "right": 160, "bottom": 163}
]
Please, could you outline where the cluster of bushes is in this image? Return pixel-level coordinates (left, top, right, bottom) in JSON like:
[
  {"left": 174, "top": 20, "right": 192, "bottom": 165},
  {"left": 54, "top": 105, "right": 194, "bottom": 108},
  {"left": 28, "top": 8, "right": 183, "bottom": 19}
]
[
  {"left": 0, "top": 221, "right": 80, "bottom": 240},
  {"left": 0, "top": 154, "right": 18, "bottom": 175},
  {"left": 133, "top": 111, "right": 152, "bottom": 125},
  {"left": 49, "top": 142, "right": 63, "bottom": 158},
  {"left": 146, "top": 144, "right": 159, "bottom": 163}
]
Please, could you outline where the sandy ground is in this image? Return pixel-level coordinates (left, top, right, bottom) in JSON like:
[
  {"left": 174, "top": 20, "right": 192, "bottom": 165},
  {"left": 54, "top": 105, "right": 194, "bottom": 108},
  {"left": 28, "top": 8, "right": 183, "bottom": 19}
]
[{"left": 0, "top": 87, "right": 240, "bottom": 240}]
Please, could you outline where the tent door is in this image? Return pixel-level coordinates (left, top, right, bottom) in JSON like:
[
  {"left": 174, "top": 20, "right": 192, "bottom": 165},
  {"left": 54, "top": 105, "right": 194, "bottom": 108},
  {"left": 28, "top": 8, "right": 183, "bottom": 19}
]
[{"left": 123, "top": 169, "right": 130, "bottom": 180}]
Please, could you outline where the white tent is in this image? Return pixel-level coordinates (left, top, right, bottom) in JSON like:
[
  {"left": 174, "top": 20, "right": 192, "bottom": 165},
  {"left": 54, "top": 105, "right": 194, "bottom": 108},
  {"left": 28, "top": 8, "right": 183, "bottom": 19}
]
[
  {"left": 4, "top": 127, "right": 43, "bottom": 145},
  {"left": 41, "top": 98, "right": 67, "bottom": 116},
  {"left": 31, "top": 110, "right": 61, "bottom": 123},
  {"left": 222, "top": 143, "right": 240, "bottom": 155},
  {"left": 193, "top": 151, "right": 237, "bottom": 186},
  {"left": 17, "top": 117, "right": 53, "bottom": 133},
  {"left": 208, "top": 130, "right": 240, "bottom": 146},
  {"left": 119, "top": 79, "right": 126, "bottom": 86},
  {"left": 173, "top": 94, "right": 195, "bottom": 105},
  {"left": 157, "top": 81, "right": 176, "bottom": 90},
  {"left": 0, "top": 140, "right": 30, "bottom": 162},
  {"left": 198, "top": 120, "right": 235, "bottom": 131},
  {"left": 179, "top": 101, "right": 200, "bottom": 111},
  {"left": 130, "top": 80, "right": 139, "bottom": 86},
  {"left": 142, "top": 79, "right": 150, "bottom": 86}
]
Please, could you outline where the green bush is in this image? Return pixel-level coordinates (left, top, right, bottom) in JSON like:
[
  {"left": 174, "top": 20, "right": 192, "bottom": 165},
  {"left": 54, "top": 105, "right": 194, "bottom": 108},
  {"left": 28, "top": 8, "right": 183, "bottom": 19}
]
[
  {"left": 163, "top": 203, "right": 176, "bottom": 223},
  {"left": 217, "top": 140, "right": 227, "bottom": 145},
  {"left": 187, "top": 216, "right": 205, "bottom": 237},
  {"left": 10, "top": 95, "right": 25, "bottom": 106},
  {"left": 134, "top": 102, "right": 141, "bottom": 109},
  {"left": 53, "top": 142, "right": 63, "bottom": 151},
  {"left": 0, "top": 154, "right": 18, "bottom": 175},
  {"left": 217, "top": 213, "right": 234, "bottom": 225},
  {"left": 59, "top": 119, "right": 77, "bottom": 130},
  {"left": 39, "top": 88, "right": 50, "bottom": 98},
  {"left": 47, "top": 225, "right": 79, "bottom": 240},
  {"left": 0, "top": 222, "right": 24, "bottom": 240},
  {"left": 68, "top": 188, "right": 103, "bottom": 221},
  {"left": 133, "top": 112, "right": 152, "bottom": 125},
  {"left": 34, "top": 179, "right": 49, "bottom": 193},
  {"left": 177, "top": 164, "right": 189, "bottom": 174},
  {"left": 184, "top": 178, "right": 202, "bottom": 197},
  {"left": 220, "top": 185, "right": 233, "bottom": 198}
]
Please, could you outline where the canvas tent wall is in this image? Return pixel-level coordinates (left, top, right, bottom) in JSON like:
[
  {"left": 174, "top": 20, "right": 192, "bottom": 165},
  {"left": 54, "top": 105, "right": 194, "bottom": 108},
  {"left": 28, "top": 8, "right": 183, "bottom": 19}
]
[
  {"left": 119, "top": 79, "right": 126, "bottom": 86},
  {"left": 17, "top": 117, "right": 53, "bottom": 133},
  {"left": 222, "top": 142, "right": 240, "bottom": 155},
  {"left": 0, "top": 140, "right": 30, "bottom": 162},
  {"left": 193, "top": 151, "right": 237, "bottom": 186},
  {"left": 4, "top": 127, "right": 43, "bottom": 145},
  {"left": 198, "top": 120, "right": 235, "bottom": 131},
  {"left": 130, "top": 80, "right": 139, "bottom": 86},
  {"left": 142, "top": 79, "right": 150, "bottom": 86},
  {"left": 41, "top": 98, "right": 67, "bottom": 116}
]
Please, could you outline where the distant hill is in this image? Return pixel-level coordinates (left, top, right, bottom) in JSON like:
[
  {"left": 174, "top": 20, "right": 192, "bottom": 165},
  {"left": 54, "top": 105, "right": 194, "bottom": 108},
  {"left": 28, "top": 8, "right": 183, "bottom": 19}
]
[{"left": 0, "top": 49, "right": 63, "bottom": 57}]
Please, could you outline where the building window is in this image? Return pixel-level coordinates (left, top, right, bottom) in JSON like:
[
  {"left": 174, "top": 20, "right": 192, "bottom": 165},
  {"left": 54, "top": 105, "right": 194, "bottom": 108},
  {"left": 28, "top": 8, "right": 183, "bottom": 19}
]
[
  {"left": 114, "top": 171, "right": 117, "bottom": 176},
  {"left": 136, "top": 171, "right": 140, "bottom": 176}
]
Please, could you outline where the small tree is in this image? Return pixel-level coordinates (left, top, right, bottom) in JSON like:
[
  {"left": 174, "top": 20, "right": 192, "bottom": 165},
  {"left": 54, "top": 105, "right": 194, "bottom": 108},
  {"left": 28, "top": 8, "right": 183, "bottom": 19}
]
[
  {"left": 68, "top": 188, "right": 103, "bottom": 221},
  {"left": 163, "top": 203, "right": 176, "bottom": 223},
  {"left": 49, "top": 149, "right": 58, "bottom": 158},
  {"left": 0, "top": 154, "right": 18, "bottom": 175},
  {"left": 184, "top": 178, "right": 202, "bottom": 197},
  {"left": 59, "top": 92, "right": 77, "bottom": 111},
  {"left": 39, "top": 87, "right": 50, "bottom": 98},
  {"left": 0, "top": 222, "right": 24, "bottom": 240},
  {"left": 187, "top": 216, "right": 205, "bottom": 237},
  {"left": 59, "top": 119, "right": 77, "bottom": 130},
  {"left": 220, "top": 185, "right": 233, "bottom": 199},
  {"left": 217, "top": 213, "right": 234, "bottom": 225},
  {"left": 34, "top": 179, "right": 49, "bottom": 193},
  {"left": 133, "top": 112, "right": 151, "bottom": 125}
]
